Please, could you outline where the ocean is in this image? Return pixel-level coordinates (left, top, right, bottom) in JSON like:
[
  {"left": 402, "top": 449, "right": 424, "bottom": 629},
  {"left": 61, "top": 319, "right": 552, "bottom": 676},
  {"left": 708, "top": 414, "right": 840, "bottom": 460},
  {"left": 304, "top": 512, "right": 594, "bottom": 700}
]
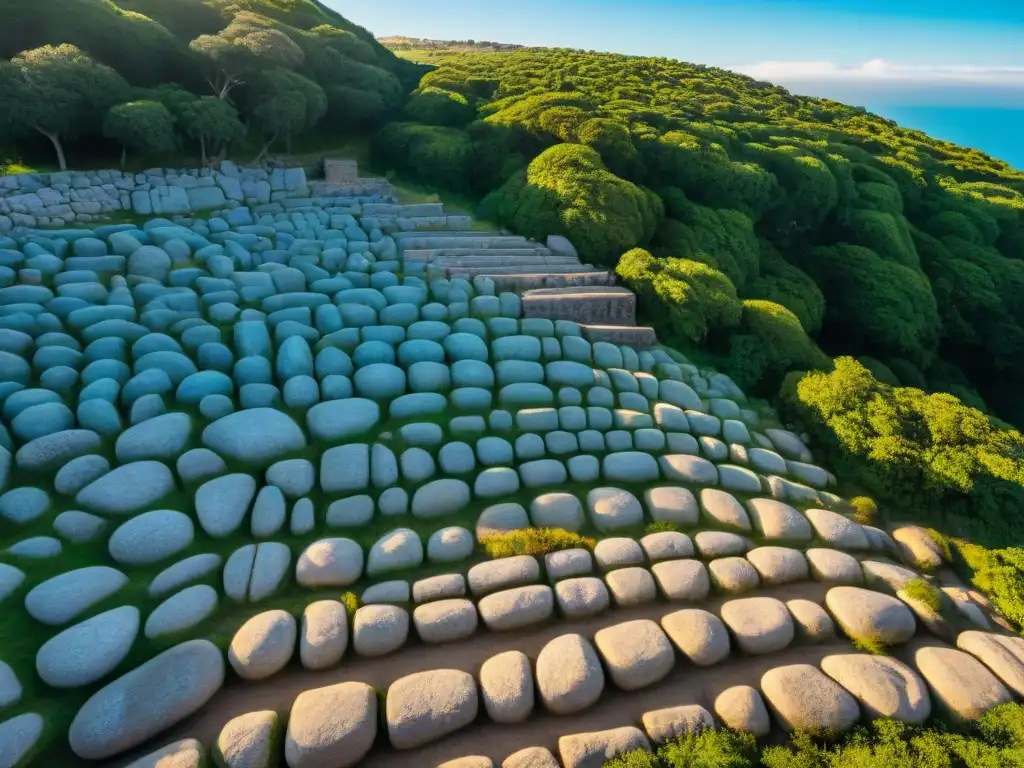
[{"left": 864, "top": 105, "right": 1024, "bottom": 172}]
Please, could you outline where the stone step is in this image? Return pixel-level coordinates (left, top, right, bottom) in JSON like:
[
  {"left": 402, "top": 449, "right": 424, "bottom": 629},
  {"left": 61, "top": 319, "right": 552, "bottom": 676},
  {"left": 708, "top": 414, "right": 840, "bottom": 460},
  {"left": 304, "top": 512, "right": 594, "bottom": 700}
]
[
  {"left": 424, "top": 256, "right": 579, "bottom": 273},
  {"left": 403, "top": 248, "right": 557, "bottom": 264},
  {"left": 363, "top": 202, "right": 446, "bottom": 217},
  {"left": 471, "top": 271, "right": 617, "bottom": 293},
  {"left": 522, "top": 286, "right": 637, "bottom": 326},
  {"left": 394, "top": 233, "right": 529, "bottom": 247},
  {"left": 582, "top": 324, "right": 658, "bottom": 348}
]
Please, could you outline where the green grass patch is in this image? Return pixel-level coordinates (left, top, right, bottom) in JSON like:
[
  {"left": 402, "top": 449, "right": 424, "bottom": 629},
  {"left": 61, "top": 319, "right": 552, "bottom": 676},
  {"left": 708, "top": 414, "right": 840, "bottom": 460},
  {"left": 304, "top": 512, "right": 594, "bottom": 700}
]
[
  {"left": 902, "top": 578, "right": 942, "bottom": 613},
  {"left": 645, "top": 521, "right": 684, "bottom": 535},
  {"left": 339, "top": 591, "right": 361, "bottom": 619},
  {"left": 851, "top": 636, "right": 889, "bottom": 655},
  {"left": 480, "top": 528, "right": 596, "bottom": 559}
]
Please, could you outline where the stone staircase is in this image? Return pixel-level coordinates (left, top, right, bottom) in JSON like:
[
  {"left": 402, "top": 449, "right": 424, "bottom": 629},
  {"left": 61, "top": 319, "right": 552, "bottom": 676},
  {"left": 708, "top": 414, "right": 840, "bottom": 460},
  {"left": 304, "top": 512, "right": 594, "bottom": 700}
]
[{"left": 391, "top": 204, "right": 657, "bottom": 348}]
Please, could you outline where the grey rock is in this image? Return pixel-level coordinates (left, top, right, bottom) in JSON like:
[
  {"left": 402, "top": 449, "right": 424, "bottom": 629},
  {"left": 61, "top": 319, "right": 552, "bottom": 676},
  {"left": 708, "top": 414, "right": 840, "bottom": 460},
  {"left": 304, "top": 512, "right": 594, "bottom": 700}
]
[
  {"left": 957, "top": 631, "right": 1024, "bottom": 698},
  {"left": 413, "top": 574, "right": 466, "bottom": 604},
  {"left": 296, "top": 539, "right": 363, "bottom": 587},
  {"left": 746, "top": 546, "right": 808, "bottom": 584},
  {"left": 414, "top": 599, "right": 478, "bottom": 644},
  {"left": 661, "top": 608, "right": 730, "bottom": 666},
  {"left": 428, "top": 526, "right": 474, "bottom": 562},
  {"left": 0, "top": 713, "right": 44, "bottom": 768},
  {"left": 761, "top": 664, "right": 860, "bottom": 733},
  {"left": 915, "top": 646, "right": 1011, "bottom": 720},
  {"left": 502, "top": 747, "right": 559, "bottom": 768},
  {"left": 352, "top": 605, "right": 409, "bottom": 657},
  {"left": 650, "top": 559, "right": 709, "bottom": 601},
  {"left": 215, "top": 710, "right": 278, "bottom": 768},
  {"left": 545, "top": 548, "right": 593, "bottom": 581},
  {"left": 806, "top": 548, "right": 864, "bottom": 583},
  {"left": 35, "top": 605, "right": 140, "bottom": 688},
  {"left": 587, "top": 487, "right": 643, "bottom": 531},
  {"left": 536, "top": 633, "right": 605, "bottom": 714},
  {"left": 149, "top": 553, "right": 221, "bottom": 598},
  {"left": 144, "top": 585, "right": 218, "bottom": 639},
  {"left": 642, "top": 704, "right": 715, "bottom": 744},
  {"left": 468, "top": 556, "right": 540, "bottom": 596},
  {"left": 825, "top": 586, "right": 916, "bottom": 646},
  {"left": 786, "top": 599, "right": 836, "bottom": 641},
  {"left": 108, "top": 510, "right": 194, "bottom": 565},
  {"left": 594, "top": 619, "right": 675, "bottom": 691},
  {"left": 720, "top": 596, "right": 795, "bottom": 654},
  {"left": 54, "top": 455, "right": 109, "bottom": 496},
  {"left": 478, "top": 585, "right": 554, "bottom": 631},
  {"left": 558, "top": 726, "right": 650, "bottom": 768},
  {"left": 0, "top": 487, "right": 50, "bottom": 525},
  {"left": 68, "top": 639, "right": 224, "bottom": 759},
  {"left": 115, "top": 413, "right": 191, "bottom": 462},
  {"left": 202, "top": 408, "right": 305, "bottom": 464},
  {"left": 699, "top": 489, "right": 750, "bottom": 530},
  {"left": 821, "top": 653, "right": 930, "bottom": 724},
  {"left": 248, "top": 541, "right": 291, "bottom": 602},
  {"left": 714, "top": 686, "right": 771, "bottom": 736},
  {"left": 76, "top": 461, "right": 174, "bottom": 515},
  {"left": 480, "top": 650, "right": 533, "bottom": 723},
  {"left": 606, "top": 567, "right": 658, "bottom": 606},
  {"left": 25, "top": 566, "right": 127, "bottom": 625},
  {"left": 53, "top": 510, "right": 106, "bottom": 543},
  {"left": 176, "top": 448, "right": 227, "bottom": 484},
  {"left": 644, "top": 486, "right": 699, "bottom": 526},
  {"left": 195, "top": 473, "right": 256, "bottom": 537}
]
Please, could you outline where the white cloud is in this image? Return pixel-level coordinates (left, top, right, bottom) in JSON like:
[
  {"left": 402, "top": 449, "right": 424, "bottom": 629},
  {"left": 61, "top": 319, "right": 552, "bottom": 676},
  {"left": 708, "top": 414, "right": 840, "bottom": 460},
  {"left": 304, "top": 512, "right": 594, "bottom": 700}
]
[{"left": 735, "top": 59, "right": 1024, "bottom": 87}]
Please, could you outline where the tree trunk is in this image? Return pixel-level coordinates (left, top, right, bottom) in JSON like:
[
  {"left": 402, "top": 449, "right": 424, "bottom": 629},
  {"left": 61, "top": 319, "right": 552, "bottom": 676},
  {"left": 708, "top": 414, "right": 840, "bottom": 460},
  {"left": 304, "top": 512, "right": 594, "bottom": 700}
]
[
  {"left": 36, "top": 126, "right": 66, "bottom": 171},
  {"left": 200, "top": 135, "right": 207, "bottom": 167},
  {"left": 120, "top": 146, "right": 127, "bottom": 170},
  {"left": 252, "top": 132, "right": 277, "bottom": 165}
]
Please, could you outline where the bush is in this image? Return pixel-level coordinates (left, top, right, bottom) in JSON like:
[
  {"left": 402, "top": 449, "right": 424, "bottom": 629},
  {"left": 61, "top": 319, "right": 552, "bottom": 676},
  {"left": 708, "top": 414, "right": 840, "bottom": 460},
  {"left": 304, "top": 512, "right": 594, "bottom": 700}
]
[
  {"left": 339, "top": 591, "right": 360, "bottom": 619},
  {"left": 371, "top": 122, "right": 475, "bottom": 193},
  {"left": 727, "top": 300, "right": 831, "bottom": 393},
  {"left": 487, "top": 143, "right": 662, "bottom": 267},
  {"left": 849, "top": 496, "right": 878, "bottom": 527},
  {"left": 902, "top": 578, "right": 942, "bottom": 612},
  {"left": 746, "top": 244, "right": 825, "bottom": 334},
  {"left": 605, "top": 728, "right": 756, "bottom": 768},
  {"left": 480, "top": 529, "right": 595, "bottom": 559},
  {"left": 617, "top": 248, "right": 742, "bottom": 344},
  {"left": 780, "top": 357, "right": 1024, "bottom": 552},
  {"left": 102, "top": 100, "right": 176, "bottom": 164},
  {"left": 403, "top": 86, "right": 475, "bottom": 127}
]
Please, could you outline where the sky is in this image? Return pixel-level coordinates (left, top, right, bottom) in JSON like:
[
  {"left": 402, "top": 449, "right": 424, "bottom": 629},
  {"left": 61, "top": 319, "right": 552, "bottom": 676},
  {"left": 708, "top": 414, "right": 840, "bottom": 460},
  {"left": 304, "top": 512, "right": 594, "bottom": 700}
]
[
  {"left": 329, "top": 0, "right": 1024, "bottom": 167},
  {"left": 330, "top": 0, "right": 1024, "bottom": 104}
]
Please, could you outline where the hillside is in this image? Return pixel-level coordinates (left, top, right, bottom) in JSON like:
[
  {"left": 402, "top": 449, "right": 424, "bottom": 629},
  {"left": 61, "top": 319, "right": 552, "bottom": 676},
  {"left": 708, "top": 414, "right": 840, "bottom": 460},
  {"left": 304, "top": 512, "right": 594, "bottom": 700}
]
[
  {"left": 374, "top": 44, "right": 1024, "bottom": 425},
  {"left": 381, "top": 36, "right": 525, "bottom": 53}
]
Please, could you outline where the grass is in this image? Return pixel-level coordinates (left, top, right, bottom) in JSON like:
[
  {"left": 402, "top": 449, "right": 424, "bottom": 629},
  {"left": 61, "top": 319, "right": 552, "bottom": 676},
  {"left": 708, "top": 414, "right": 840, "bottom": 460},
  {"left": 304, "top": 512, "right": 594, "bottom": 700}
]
[
  {"left": 645, "top": 521, "right": 684, "bottom": 535},
  {"left": 902, "top": 578, "right": 943, "bottom": 613},
  {"left": 851, "top": 635, "right": 889, "bottom": 655},
  {"left": 480, "top": 528, "right": 596, "bottom": 559}
]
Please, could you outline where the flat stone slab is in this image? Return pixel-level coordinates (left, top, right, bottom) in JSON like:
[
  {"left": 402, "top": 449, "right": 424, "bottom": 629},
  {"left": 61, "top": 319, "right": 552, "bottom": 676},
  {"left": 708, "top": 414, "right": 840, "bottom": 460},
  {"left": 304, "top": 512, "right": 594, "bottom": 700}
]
[
  {"left": 386, "top": 669, "right": 478, "bottom": 749},
  {"left": 761, "top": 664, "right": 860, "bottom": 733},
  {"left": 914, "top": 645, "right": 1013, "bottom": 720},
  {"left": 825, "top": 586, "right": 916, "bottom": 646},
  {"left": 536, "top": 633, "right": 605, "bottom": 714},
  {"left": 821, "top": 653, "right": 931, "bottom": 723},
  {"left": 285, "top": 681, "right": 377, "bottom": 768},
  {"left": 720, "top": 597, "right": 794, "bottom": 654},
  {"left": 661, "top": 608, "right": 730, "bottom": 666}
]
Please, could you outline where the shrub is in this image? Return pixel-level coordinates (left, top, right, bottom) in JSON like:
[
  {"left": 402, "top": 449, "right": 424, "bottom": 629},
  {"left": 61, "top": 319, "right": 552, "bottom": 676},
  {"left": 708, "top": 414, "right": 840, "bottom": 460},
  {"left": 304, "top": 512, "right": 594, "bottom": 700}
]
[
  {"left": 403, "top": 86, "right": 475, "bottom": 127},
  {"left": 849, "top": 496, "right": 879, "bottom": 527},
  {"left": 339, "top": 591, "right": 360, "bottom": 619},
  {"left": 102, "top": 100, "right": 176, "bottom": 165},
  {"left": 480, "top": 528, "right": 595, "bottom": 559},
  {"left": 902, "top": 578, "right": 942, "bottom": 612},
  {"left": 727, "top": 300, "right": 831, "bottom": 393},
  {"left": 616, "top": 247, "right": 742, "bottom": 344}
]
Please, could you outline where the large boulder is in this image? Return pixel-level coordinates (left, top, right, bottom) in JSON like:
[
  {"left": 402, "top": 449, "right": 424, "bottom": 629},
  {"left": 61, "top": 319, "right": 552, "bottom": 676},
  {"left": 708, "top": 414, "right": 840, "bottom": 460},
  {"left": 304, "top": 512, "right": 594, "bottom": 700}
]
[
  {"left": 957, "top": 631, "right": 1024, "bottom": 697},
  {"left": 720, "top": 597, "right": 794, "bottom": 654},
  {"left": 914, "top": 646, "right": 1012, "bottom": 720},
  {"left": 68, "top": 639, "right": 224, "bottom": 759},
  {"left": 478, "top": 585, "right": 554, "bottom": 631},
  {"left": 536, "top": 634, "right": 605, "bottom": 714},
  {"left": 554, "top": 577, "right": 609, "bottom": 619},
  {"left": 821, "top": 654, "right": 931, "bottom": 724},
  {"left": 660, "top": 609, "right": 730, "bottom": 666},
  {"left": 586, "top": 488, "right": 643, "bottom": 531},
  {"left": 285, "top": 681, "right": 377, "bottom": 768},
  {"left": 413, "top": 599, "right": 478, "bottom": 644},
  {"left": 352, "top": 605, "right": 409, "bottom": 657},
  {"left": 296, "top": 539, "right": 363, "bottom": 587},
  {"left": 825, "top": 586, "right": 916, "bottom": 646},
  {"left": 760, "top": 664, "right": 860, "bottom": 733},
  {"left": 35, "top": 606, "right": 139, "bottom": 688},
  {"left": 593, "top": 619, "right": 675, "bottom": 691},
  {"left": 386, "top": 669, "right": 478, "bottom": 749}
]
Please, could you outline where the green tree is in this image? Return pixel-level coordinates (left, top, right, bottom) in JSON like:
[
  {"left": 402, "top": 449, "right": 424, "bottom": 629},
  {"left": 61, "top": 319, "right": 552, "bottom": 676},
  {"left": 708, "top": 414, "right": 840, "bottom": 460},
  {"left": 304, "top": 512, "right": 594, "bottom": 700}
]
[
  {"left": 728, "top": 300, "right": 831, "bottom": 392},
  {"left": 4, "top": 44, "right": 128, "bottom": 170},
  {"left": 403, "top": 87, "right": 475, "bottom": 127},
  {"left": 190, "top": 12, "right": 304, "bottom": 100},
  {"left": 246, "top": 68, "right": 326, "bottom": 160},
  {"left": 102, "top": 100, "right": 176, "bottom": 167},
  {"left": 176, "top": 96, "right": 246, "bottom": 165}
]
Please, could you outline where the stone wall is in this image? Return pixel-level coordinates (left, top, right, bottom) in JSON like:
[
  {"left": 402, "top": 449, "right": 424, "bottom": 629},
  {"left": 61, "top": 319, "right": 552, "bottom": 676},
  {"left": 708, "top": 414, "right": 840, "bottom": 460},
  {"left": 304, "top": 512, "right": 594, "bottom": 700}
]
[{"left": 0, "top": 162, "right": 396, "bottom": 232}]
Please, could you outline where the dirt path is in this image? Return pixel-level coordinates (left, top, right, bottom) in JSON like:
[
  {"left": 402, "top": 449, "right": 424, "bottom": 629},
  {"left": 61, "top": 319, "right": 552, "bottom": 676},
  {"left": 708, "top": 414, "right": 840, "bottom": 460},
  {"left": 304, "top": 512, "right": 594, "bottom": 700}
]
[{"left": 133, "top": 581, "right": 849, "bottom": 765}]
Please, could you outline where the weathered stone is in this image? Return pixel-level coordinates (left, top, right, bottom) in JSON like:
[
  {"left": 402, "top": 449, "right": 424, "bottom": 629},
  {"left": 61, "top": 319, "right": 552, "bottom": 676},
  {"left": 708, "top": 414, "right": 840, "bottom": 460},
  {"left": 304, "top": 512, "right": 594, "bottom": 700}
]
[
  {"left": 480, "top": 650, "right": 534, "bottom": 723},
  {"left": 468, "top": 556, "right": 540, "bottom": 596},
  {"left": 891, "top": 525, "right": 946, "bottom": 569},
  {"left": 650, "top": 559, "right": 709, "bottom": 601},
  {"left": 285, "top": 681, "right": 377, "bottom": 768},
  {"left": 352, "top": 605, "right": 409, "bottom": 657},
  {"left": 805, "top": 509, "right": 869, "bottom": 550},
  {"left": 35, "top": 605, "right": 139, "bottom": 688},
  {"left": 300, "top": 600, "right": 348, "bottom": 671},
  {"left": 594, "top": 537, "right": 645, "bottom": 571},
  {"left": 761, "top": 664, "right": 860, "bottom": 733},
  {"left": 76, "top": 461, "right": 174, "bottom": 515},
  {"left": 125, "top": 739, "right": 204, "bottom": 768},
  {"left": 536, "top": 634, "right": 605, "bottom": 714},
  {"left": 413, "top": 573, "right": 466, "bottom": 604},
  {"left": 699, "top": 489, "right": 750, "bottom": 530},
  {"left": 386, "top": 669, "right": 478, "bottom": 749},
  {"left": 914, "top": 646, "right": 1012, "bottom": 720},
  {"left": 644, "top": 486, "right": 699, "bottom": 526},
  {"left": 746, "top": 498, "right": 811, "bottom": 540},
  {"left": 530, "top": 492, "right": 584, "bottom": 530},
  {"left": 228, "top": 609, "right": 297, "bottom": 681},
  {"left": 821, "top": 654, "right": 931, "bottom": 724},
  {"left": 806, "top": 548, "right": 863, "bottom": 583},
  {"left": 479, "top": 585, "right": 554, "bottom": 631},
  {"left": 661, "top": 608, "right": 730, "bottom": 666},
  {"left": 558, "top": 727, "right": 650, "bottom": 768},
  {"left": 639, "top": 531, "right": 693, "bottom": 561},
  {"left": 714, "top": 686, "right": 770, "bottom": 736},
  {"left": 414, "top": 599, "right": 478, "bottom": 644},
  {"left": 606, "top": 566, "right": 658, "bottom": 606},
  {"left": 555, "top": 577, "right": 610, "bottom": 619},
  {"left": 25, "top": 565, "right": 127, "bottom": 625},
  {"left": 594, "top": 619, "right": 675, "bottom": 691},
  {"left": 69, "top": 640, "right": 224, "bottom": 759},
  {"left": 215, "top": 710, "right": 278, "bottom": 768},
  {"left": 642, "top": 704, "right": 715, "bottom": 744},
  {"left": 108, "top": 510, "right": 194, "bottom": 566},
  {"left": 720, "top": 597, "right": 794, "bottom": 654},
  {"left": 502, "top": 747, "right": 559, "bottom": 768},
  {"left": 586, "top": 487, "right": 643, "bottom": 531},
  {"left": 786, "top": 599, "right": 835, "bottom": 641},
  {"left": 296, "top": 538, "right": 363, "bottom": 587},
  {"left": 825, "top": 586, "right": 917, "bottom": 646},
  {"left": 746, "top": 546, "right": 808, "bottom": 584},
  {"left": 694, "top": 531, "right": 750, "bottom": 558},
  {"left": 709, "top": 557, "right": 760, "bottom": 593},
  {"left": 144, "top": 584, "right": 218, "bottom": 639},
  {"left": 428, "top": 526, "right": 474, "bottom": 562},
  {"left": 195, "top": 474, "right": 256, "bottom": 538}
]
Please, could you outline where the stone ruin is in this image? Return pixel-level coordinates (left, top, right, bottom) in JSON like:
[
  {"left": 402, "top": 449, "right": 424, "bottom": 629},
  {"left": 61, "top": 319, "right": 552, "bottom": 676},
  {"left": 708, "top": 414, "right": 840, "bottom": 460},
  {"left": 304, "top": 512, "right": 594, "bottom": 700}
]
[{"left": 0, "top": 163, "right": 1020, "bottom": 768}]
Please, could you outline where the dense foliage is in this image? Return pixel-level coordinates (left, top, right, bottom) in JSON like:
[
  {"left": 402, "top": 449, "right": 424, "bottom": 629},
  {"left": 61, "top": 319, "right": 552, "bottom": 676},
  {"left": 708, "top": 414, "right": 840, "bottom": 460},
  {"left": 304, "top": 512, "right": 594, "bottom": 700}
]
[
  {"left": 781, "top": 357, "right": 1024, "bottom": 625},
  {"left": 606, "top": 705, "right": 1024, "bottom": 767},
  {"left": 0, "top": 0, "right": 424, "bottom": 167},
  {"left": 370, "top": 47, "right": 1024, "bottom": 424}
]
